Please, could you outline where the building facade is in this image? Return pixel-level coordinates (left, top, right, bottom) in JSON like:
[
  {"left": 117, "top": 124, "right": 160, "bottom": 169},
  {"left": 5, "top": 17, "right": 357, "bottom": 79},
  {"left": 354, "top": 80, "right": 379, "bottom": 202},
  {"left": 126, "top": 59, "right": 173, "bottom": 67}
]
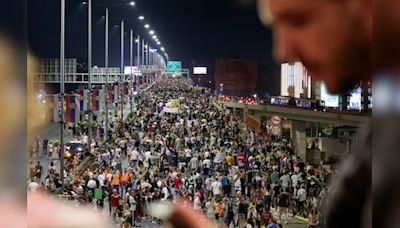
[
  {"left": 40, "top": 58, "right": 77, "bottom": 74},
  {"left": 280, "top": 62, "right": 312, "bottom": 98}
]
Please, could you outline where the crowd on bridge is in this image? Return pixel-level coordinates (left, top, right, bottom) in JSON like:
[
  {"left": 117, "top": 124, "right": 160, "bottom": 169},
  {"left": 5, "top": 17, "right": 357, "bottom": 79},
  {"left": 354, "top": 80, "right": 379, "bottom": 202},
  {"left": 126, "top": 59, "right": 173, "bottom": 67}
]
[{"left": 28, "top": 77, "right": 333, "bottom": 228}]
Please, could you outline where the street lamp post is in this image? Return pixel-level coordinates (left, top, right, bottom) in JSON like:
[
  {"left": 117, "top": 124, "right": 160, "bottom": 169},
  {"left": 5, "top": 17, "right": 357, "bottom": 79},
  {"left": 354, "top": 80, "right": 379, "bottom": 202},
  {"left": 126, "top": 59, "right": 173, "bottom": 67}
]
[
  {"left": 104, "top": 7, "right": 109, "bottom": 142},
  {"left": 145, "top": 43, "right": 149, "bottom": 66},
  {"left": 120, "top": 19, "right": 124, "bottom": 121},
  {"left": 59, "top": 0, "right": 65, "bottom": 182},
  {"left": 137, "top": 34, "right": 140, "bottom": 91},
  {"left": 141, "top": 39, "right": 144, "bottom": 67},
  {"left": 130, "top": 29, "right": 133, "bottom": 113},
  {"left": 87, "top": 0, "right": 93, "bottom": 150}
]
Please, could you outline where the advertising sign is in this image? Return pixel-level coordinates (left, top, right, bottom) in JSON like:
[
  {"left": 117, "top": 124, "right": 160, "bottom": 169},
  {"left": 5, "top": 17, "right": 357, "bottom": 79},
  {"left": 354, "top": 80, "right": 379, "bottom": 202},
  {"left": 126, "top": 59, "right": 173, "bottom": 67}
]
[
  {"left": 320, "top": 82, "right": 339, "bottom": 107},
  {"left": 124, "top": 66, "right": 141, "bottom": 76},
  {"left": 348, "top": 87, "right": 362, "bottom": 110},
  {"left": 193, "top": 67, "right": 207, "bottom": 75}
]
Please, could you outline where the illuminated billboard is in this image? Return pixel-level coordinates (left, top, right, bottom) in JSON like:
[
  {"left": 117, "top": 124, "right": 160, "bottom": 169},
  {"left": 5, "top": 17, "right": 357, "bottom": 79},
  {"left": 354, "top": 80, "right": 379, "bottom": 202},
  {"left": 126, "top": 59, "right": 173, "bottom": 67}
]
[
  {"left": 193, "top": 67, "right": 207, "bottom": 75},
  {"left": 320, "top": 82, "right": 339, "bottom": 107},
  {"left": 348, "top": 87, "right": 362, "bottom": 110},
  {"left": 124, "top": 66, "right": 141, "bottom": 76}
]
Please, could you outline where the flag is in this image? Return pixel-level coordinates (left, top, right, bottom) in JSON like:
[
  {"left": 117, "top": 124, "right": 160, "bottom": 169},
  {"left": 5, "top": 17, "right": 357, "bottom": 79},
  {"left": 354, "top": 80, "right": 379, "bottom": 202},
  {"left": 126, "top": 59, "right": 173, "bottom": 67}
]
[
  {"left": 76, "top": 89, "right": 84, "bottom": 112},
  {"left": 92, "top": 86, "right": 101, "bottom": 112},
  {"left": 65, "top": 95, "right": 71, "bottom": 123}
]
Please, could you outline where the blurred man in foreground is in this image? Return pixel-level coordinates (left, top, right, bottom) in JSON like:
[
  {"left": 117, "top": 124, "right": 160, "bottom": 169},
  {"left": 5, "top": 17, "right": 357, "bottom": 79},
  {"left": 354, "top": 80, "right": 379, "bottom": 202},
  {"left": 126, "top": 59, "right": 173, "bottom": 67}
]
[
  {"left": 261, "top": 0, "right": 372, "bottom": 227},
  {"left": 373, "top": 1, "right": 400, "bottom": 228},
  {"left": 167, "top": 0, "right": 373, "bottom": 227}
]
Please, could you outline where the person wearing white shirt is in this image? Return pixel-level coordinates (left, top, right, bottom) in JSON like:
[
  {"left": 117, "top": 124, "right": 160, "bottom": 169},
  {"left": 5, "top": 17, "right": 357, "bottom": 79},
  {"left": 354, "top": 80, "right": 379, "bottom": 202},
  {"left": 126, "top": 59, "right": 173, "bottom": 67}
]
[
  {"left": 87, "top": 178, "right": 97, "bottom": 191},
  {"left": 189, "top": 156, "right": 199, "bottom": 171},
  {"left": 107, "top": 172, "right": 113, "bottom": 182},
  {"left": 28, "top": 181, "right": 40, "bottom": 192},
  {"left": 291, "top": 173, "right": 299, "bottom": 188},
  {"left": 193, "top": 193, "right": 202, "bottom": 211},
  {"left": 162, "top": 185, "right": 170, "bottom": 201},
  {"left": 128, "top": 192, "right": 137, "bottom": 226},
  {"left": 82, "top": 135, "right": 88, "bottom": 145},
  {"left": 144, "top": 151, "right": 152, "bottom": 162},
  {"left": 97, "top": 173, "right": 105, "bottom": 187},
  {"left": 202, "top": 158, "right": 211, "bottom": 169},
  {"left": 132, "top": 149, "right": 139, "bottom": 163},
  {"left": 297, "top": 186, "right": 307, "bottom": 216},
  {"left": 211, "top": 178, "right": 222, "bottom": 198}
]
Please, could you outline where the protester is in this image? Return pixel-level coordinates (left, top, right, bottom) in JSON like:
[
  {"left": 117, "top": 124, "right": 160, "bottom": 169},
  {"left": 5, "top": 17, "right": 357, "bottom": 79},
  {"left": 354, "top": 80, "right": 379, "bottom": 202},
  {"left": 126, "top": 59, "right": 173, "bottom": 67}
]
[{"left": 28, "top": 78, "right": 332, "bottom": 227}]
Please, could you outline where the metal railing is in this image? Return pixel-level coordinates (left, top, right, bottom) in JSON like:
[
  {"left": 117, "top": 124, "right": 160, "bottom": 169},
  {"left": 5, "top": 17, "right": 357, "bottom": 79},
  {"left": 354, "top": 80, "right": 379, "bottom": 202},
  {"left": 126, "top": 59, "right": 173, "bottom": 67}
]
[{"left": 32, "top": 68, "right": 189, "bottom": 84}]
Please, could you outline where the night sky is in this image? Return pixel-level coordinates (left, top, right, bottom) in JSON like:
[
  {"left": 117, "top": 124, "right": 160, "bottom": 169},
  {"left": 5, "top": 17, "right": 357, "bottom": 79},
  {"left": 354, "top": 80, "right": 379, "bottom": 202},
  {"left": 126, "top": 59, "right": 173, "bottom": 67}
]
[{"left": 28, "top": 0, "right": 280, "bottom": 95}]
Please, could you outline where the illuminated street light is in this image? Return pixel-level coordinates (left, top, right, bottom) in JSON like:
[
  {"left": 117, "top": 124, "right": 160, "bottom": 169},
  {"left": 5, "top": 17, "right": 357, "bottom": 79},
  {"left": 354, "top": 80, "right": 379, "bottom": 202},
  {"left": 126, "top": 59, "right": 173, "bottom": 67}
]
[
  {"left": 157, "top": 41, "right": 161, "bottom": 45},
  {"left": 161, "top": 47, "right": 165, "bottom": 51},
  {"left": 144, "top": 24, "right": 150, "bottom": 29},
  {"left": 152, "top": 35, "right": 157, "bottom": 39},
  {"left": 37, "top": 89, "right": 45, "bottom": 99},
  {"left": 149, "top": 30, "right": 155, "bottom": 35},
  {"left": 138, "top": 16, "right": 144, "bottom": 20},
  {"left": 129, "top": 1, "right": 135, "bottom": 6}
]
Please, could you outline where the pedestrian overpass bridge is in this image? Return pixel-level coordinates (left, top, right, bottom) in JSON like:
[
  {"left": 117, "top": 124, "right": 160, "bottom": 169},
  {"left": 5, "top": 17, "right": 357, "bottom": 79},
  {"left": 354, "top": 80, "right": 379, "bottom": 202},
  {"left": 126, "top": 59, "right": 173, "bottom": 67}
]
[
  {"left": 32, "top": 68, "right": 190, "bottom": 84},
  {"left": 214, "top": 99, "right": 370, "bottom": 162},
  {"left": 215, "top": 99, "right": 370, "bottom": 127}
]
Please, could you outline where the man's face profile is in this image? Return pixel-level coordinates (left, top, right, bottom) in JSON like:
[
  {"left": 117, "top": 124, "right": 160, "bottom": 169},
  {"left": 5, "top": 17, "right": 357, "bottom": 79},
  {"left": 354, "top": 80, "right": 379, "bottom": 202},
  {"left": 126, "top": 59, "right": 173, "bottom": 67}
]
[{"left": 258, "top": 0, "right": 371, "bottom": 94}]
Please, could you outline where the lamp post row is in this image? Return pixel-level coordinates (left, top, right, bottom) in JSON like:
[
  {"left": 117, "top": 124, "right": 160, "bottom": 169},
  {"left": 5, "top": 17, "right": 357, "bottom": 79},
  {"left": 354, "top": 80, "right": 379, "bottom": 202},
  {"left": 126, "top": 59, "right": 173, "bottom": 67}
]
[{"left": 59, "top": 0, "right": 164, "bottom": 178}]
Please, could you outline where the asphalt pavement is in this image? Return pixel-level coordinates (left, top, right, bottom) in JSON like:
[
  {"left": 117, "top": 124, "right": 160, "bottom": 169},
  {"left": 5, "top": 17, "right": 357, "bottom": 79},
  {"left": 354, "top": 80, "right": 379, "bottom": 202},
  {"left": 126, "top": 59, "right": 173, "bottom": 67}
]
[{"left": 31, "top": 102, "right": 134, "bottom": 182}]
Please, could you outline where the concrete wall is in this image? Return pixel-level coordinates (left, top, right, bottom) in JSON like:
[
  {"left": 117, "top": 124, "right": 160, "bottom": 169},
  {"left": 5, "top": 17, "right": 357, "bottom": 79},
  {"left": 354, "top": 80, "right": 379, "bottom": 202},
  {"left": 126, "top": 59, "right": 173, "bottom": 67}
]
[
  {"left": 291, "top": 120, "right": 307, "bottom": 161},
  {"left": 318, "top": 137, "right": 346, "bottom": 162}
]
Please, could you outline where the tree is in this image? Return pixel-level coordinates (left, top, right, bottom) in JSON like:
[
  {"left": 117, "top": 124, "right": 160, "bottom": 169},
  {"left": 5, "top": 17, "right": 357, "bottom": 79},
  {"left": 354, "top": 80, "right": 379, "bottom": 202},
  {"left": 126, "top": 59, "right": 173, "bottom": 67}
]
[{"left": 321, "top": 124, "right": 333, "bottom": 137}]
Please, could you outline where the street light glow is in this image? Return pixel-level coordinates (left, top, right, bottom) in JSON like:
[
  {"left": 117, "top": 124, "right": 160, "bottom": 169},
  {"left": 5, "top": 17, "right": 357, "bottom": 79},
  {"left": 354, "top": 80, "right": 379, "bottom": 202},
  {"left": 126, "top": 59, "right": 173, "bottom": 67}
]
[
  {"left": 157, "top": 41, "right": 161, "bottom": 45},
  {"left": 129, "top": 1, "right": 135, "bottom": 6},
  {"left": 144, "top": 24, "right": 150, "bottom": 29},
  {"left": 152, "top": 35, "right": 157, "bottom": 39},
  {"left": 161, "top": 47, "right": 165, "bottom": 51},
  {"left": 149, "top": 30, "right": 155, "bottom": 35},
  {"left": 138, "top": 16, "right": 144, "bottom": 20}
]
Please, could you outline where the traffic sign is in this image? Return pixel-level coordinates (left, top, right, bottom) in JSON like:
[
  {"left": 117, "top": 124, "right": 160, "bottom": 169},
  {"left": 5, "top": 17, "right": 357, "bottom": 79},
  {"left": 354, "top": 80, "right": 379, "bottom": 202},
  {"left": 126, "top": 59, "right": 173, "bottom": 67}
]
[
  {"left": 271, "top": 115, "right": 281, "bottom": 125},
  {"left": 271, "top": 126, "right": 281, "bottom": 136},
  {"left": 270, "top": 115, "right": 282, "bottom": 137},
  {"left": 167, "top": 61, "right": 182, "bottom": 73}
]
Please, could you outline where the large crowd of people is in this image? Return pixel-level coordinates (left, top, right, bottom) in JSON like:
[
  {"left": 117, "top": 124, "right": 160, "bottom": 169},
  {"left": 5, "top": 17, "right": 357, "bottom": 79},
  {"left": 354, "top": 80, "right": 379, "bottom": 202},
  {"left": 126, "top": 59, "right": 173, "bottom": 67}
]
[{"left": 28, "top": 77, "right": 333, "bottom": 228}]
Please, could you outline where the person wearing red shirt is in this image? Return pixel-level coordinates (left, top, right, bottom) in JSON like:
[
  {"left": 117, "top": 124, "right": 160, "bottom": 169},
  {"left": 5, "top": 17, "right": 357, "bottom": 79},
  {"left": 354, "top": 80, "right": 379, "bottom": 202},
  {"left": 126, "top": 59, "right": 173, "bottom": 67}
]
[
  {"left": 111, "top": 189, "right": 120, "bottom": 221},
  {"left": 173, "top": 174, "right": 182, "bottom": 193},
  {"left": 261, "top": 208, "right": 272, "bottom": 226}
]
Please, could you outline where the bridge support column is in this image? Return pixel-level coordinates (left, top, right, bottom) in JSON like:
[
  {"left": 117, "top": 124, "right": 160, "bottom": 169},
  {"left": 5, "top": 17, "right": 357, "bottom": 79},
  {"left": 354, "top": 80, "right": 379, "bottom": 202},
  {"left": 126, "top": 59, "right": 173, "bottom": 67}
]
[
  {"left": 53, "top": 94, "right": 60, "bottom": 123},
  {"left": 243, "top": 106, "right": 249, "bottom": 120},
  {"left": 290, "top": 120, "right": 307, "bottom": 161}
]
